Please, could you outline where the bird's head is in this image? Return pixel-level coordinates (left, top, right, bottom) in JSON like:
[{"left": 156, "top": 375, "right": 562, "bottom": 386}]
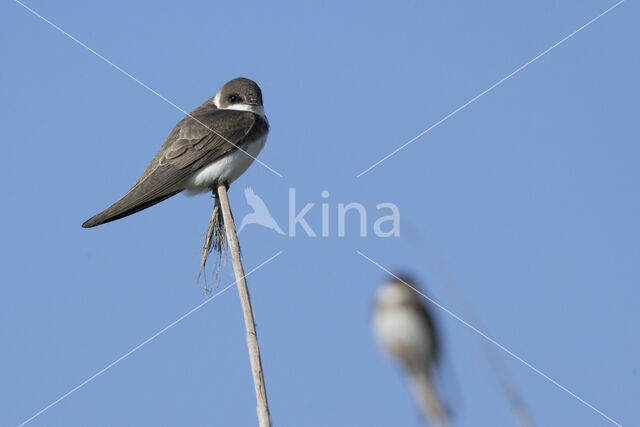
[
  {"left": 376, "top": 275, "right": 421, "bottom": 309},
  {"left": 213, "top": 78, "right": 265, "bottom": 117}
]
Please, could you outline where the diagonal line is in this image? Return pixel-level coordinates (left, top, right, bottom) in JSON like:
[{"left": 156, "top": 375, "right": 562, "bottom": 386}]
[
  {"left": 356, "top": 0, "right": 625, "bottom": 178},
  {"left": 356, "top": 250, "right": 622, "bottom": 426},
  {"left": 17, "top": 250, "right": 283, "bottom": 427},
  {"left": 12, "top": 0, "right": 283, "bottom": 179}
]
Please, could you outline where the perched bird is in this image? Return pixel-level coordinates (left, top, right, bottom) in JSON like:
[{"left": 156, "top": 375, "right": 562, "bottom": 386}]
[
  {"left": 237, "top": 187, "right": 285, "bottom": 235},
  {"left": 373, "top": 275, "right": 448, "bottom": 425},
  {"left": 82, "top": 77, "right": 269, "bottom": 228}
]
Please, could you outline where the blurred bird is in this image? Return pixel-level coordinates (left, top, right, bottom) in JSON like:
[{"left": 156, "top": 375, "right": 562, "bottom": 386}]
[
  {"left": 82, "top": 77, "right": 269, "bottom": 229},
  {"left": 238, "top": 187, "right": 284, "bottom": 235},
  {"left": 373, "top": 275, "right": 448, "bottom": 426}
]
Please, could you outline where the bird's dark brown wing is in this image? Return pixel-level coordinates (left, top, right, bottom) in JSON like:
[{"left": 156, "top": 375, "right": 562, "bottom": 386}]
[
  {"left": 393, "top": 275, "right": 441, "bottom": 366},
  {"left": 82, "top": 106, "right": 257, "bottom": 228},
  {"left": 414, "top": 300, "right": 440, "bottom": 365}
]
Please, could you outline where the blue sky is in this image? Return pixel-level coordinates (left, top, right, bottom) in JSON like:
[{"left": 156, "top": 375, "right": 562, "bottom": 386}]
[{"left": 1, "top": 1, "right": 638, "bottom": 426}]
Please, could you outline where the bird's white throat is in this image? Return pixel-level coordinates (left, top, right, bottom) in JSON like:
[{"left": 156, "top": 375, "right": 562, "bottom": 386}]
[{"left": 212, "top": 92, "right": 267, "bottom": 120}]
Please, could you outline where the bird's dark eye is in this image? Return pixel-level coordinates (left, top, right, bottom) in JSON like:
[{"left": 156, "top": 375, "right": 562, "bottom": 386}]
[{"left": 228, "top": 94, "right": 239, "bottom": 103}]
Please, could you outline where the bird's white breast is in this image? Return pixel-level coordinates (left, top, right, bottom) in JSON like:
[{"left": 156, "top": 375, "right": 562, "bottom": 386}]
[
  {"left": 374, "top": 306, "right": 434, "bottom": 366},
  {"left": 183, "top": 134, "right": 267, "bottom": 194}
]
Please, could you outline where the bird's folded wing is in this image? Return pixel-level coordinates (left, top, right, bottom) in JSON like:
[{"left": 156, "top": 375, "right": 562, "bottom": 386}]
[{"left": 82, "top": 108, "right": 256, "bottom": 228}]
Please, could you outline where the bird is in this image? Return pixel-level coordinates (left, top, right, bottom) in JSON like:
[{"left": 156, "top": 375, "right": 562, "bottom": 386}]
[
  {"left": 373, "top": 275, "right": 448, "bottom": 426},
  {"left": 237, "top": 187, "right": 285, "bottom": 235},
  {"left": 82, "top": 77, "right": 269, "bottom": 228}
]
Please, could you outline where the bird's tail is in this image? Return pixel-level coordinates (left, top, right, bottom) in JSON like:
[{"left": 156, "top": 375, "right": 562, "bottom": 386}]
[
  {"left": 411, "top": 369, "right": 449, "bottom": 426},
  {"left": 82, "top": 190, "right": 181, "bottom": 228},
  {"left": 199, "top": 192, "right": 228, "bottom": 293}
]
